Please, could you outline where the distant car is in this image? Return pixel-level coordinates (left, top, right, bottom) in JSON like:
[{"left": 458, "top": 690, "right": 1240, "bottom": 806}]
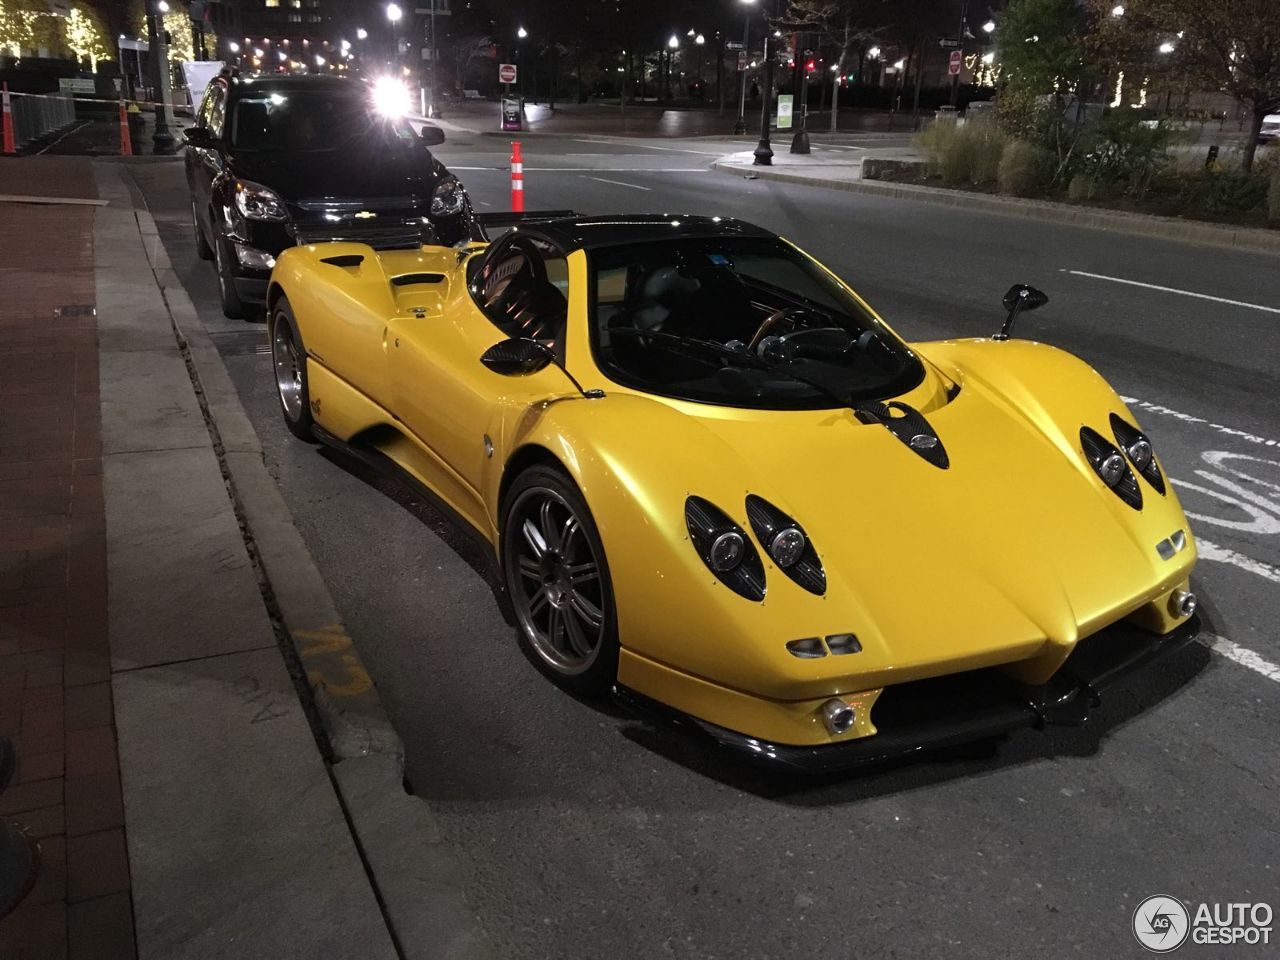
[
  {"left": 1259, "top": 114, "right": 1280, "bottom": 144},
  {"left": 182, "top": 73, "right": 474, "bottom": 320},
  {"left": 262, "top": 214, "right": 1202, "bottom": 772}
]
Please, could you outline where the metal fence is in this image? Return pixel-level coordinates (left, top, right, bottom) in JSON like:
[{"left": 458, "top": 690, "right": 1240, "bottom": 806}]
[{"left": 11, "top": 94, "right": 76, "bottom": 149}]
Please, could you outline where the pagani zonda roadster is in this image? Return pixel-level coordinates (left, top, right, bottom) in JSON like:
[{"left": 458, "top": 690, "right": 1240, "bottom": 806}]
[{"left": 266, "top": 215, "right": 1200, "bottom": 772}]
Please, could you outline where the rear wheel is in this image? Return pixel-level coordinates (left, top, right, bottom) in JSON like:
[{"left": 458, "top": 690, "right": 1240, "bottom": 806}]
[
  {"left": 214, "top": 235, "right": 245, "bottom": 320},
  {"left": 502, "top": 465, "right": 618, "bottom": 697},
  {"left": 269, "top": 298, "right": 315, "bottom": 441},
  {"left": 193, "top": 199, "right": 214, "bottom": 260}
]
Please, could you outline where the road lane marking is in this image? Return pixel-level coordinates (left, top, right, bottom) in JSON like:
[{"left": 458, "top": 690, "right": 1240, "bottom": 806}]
[
  {"left": 571, "top": 137, "right": 724, "bottom": 156},
  {"left": 1065, "top": 269, "right": 1280, "bottom": 315},
  {"left": 447, "top": 166, "right": 708, "bottom": 173},
  {"left": 1202, "top": 635, "right": 1280, "bottom": 684},
  {"left": 1121, "top": 396, "right": 1280, "bottom": 449},
  {"left": 1197, "top": 538, "right": 1280, "bottom": 584},
  {"left": 0, "top": 194, "right": 108, "bottom": 206},
  {"left": 586, "top": 176, "right": 651, "bottom": 191}
]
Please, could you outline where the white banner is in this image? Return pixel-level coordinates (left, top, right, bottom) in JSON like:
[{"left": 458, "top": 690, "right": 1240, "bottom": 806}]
[{"left": 181, "top": 60, "right": 225, "bottom": 111}]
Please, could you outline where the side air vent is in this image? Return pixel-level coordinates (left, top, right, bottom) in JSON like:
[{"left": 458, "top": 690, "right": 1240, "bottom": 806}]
[{"left": 392, "top": 272, "right": 446, "bottom": 286}]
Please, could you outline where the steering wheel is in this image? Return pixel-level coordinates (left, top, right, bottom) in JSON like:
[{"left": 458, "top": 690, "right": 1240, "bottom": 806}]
[{"left": 746, "top": 308, "right": 798, "bottom": 354}]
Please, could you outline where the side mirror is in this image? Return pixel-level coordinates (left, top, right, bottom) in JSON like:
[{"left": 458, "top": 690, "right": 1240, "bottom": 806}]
[
  {"left": 995, "top": 283, "right": 1049, "bottom": 340},
  {"left": 183, "top": 126, "right": 222, "bottom": 151},
  {"left": 418, "top": 123, "right": 446, "bottom": 147},
  {"left": 480, "top": 337, "right": 553, "bottom": 375}
]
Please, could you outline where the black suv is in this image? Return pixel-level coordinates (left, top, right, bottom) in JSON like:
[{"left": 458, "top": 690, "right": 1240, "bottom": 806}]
[{"left": 183, "top": 73, "right": 474, "bottom": 319}]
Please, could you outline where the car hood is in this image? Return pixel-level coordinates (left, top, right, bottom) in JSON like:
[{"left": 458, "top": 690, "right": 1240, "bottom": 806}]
[
  {"left": 230, "top": 147, "right": 444, "bottom": 209},
  {"left": 565, "top": 343, "right": 1196, "bottom": 696}
]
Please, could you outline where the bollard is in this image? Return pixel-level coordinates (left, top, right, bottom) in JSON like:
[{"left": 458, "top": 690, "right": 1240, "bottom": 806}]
[
  {"left": 1, "top": 83, "right": 15, "bottom": 155},
  {"left": 118, "top": 99, "right": 133, "bottom": 157},
  {"left": 510, "top": 140, "right": 524, "bottom": 213}
]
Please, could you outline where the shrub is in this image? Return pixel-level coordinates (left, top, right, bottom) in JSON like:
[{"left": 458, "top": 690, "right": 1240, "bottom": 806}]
[
  {"left": 1269, "top": 164, "right": 1280, "bottom": 223},
  {"left": 915, "top": 118, "right": 1007, "bottom": 186},
  {"left": 998, "top": 140, "right": 1041, "bottom": 196},
  {"left": 1067, "top": 174, "right": 1100, "bottom": 202},
  {"left": 1177, "top": 170, "right": 1269, "bottom": 215},
  {"left": 1077, "top": 111, "right": 1173, "bottom": 199}
]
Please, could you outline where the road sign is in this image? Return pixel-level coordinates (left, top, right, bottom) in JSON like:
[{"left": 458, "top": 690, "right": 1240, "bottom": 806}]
[
  {"left": 726, "top": 40, "right": 745, "bottom": 51},
  {"left": 737, "top": 51, "right": 748, "bottom": 72},
  {"left": 948, "top": 50, "right": 963, "bottom": 76},
  {"left": 939, "top": 38, "right": 962, "bottom": 48},
  {"left": 499, "top": 62, "right": 517, "bottom": 84},
  {"left": 777, "top": 94, "right": 793, "bottom": 130}
]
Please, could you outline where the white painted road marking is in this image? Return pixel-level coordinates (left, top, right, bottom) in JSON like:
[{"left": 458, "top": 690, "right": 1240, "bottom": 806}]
[
  {"left": 571, "top": 137, "right": 724, "bottom": 156},
  {"left": 1197, "top": 538, "right": 1280, "bottom": 584},
  {"left": 1066, "top": 269, "right": 1280, "bottom": 315},
  {"left": 586, "top": 177, "right": 651, "bottom": 191},
  {"left": 1202, "top": 635, "right": 1280, "bottom": 684},
  {"left": 1122, "top": 396, "right": 1280, "bottom": 449}
]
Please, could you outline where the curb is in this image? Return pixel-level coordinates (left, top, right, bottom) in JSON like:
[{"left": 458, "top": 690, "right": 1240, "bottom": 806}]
[{"left": 711, "top": 161, "right": 1280, "bottom": 255}]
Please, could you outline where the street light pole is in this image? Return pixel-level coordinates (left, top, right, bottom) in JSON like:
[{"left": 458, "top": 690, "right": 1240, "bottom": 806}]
[
  {"left": 950, "top": 0, "right": 968, "bottom": 109},
  {"left": 733, "top": 1, "right": 754, "bottom": 134},
  {"left": 147, "top": 0, "right": 175, "bottom": 155},
  {"left": 790, "top": 38, "right": 810, "bottom": 154},
  {"left": 753, "top": 32, "right": 774, "bottom": 165}
]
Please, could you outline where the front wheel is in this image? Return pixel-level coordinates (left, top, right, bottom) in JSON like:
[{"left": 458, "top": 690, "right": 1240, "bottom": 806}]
[
  {"left": 213, "top": 235, "right": 245, "bottom": 320},
  {"left": 502, "top": 465, "right": 619, "bottom": 697},
  {"left": 269, "top": 298, "right": 315, "bottom": 441}
]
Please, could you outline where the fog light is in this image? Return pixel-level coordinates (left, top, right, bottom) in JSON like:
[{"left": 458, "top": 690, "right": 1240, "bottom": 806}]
[
  {"left": 821, "top": 698, "right": 855, "bottom": 735},
  {"left": 1172, "top": 589, "right": 1197, "bottom": 618},
  {"left": 234, "top": 243, "right": 276, "bottom": 270}
]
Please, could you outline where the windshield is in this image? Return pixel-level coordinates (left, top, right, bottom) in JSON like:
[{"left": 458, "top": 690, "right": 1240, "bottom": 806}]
[
  {"left": 229, "top": 91, "right": 418, "bottom": 152},
  {"left": 589, "top": 238, "right": 924, "bottom": 409}
]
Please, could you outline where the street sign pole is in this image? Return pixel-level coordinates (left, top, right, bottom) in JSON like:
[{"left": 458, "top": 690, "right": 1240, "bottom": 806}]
[
  {"left": 733, "top": 16, "right": 749, "bottom": 135},
  {"left": 950, "top": 0, "right": 969, "bottom": 108},
  {"left": 753, "top": 34, "right": 774, "bottom": 166}
]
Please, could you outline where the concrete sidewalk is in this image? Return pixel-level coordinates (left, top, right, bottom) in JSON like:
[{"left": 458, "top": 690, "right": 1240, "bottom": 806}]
[{"left": 2, "top": 156, "right": 493, "bottom": 958}]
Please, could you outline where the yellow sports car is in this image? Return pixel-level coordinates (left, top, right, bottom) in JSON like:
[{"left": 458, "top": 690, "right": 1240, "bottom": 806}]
[{"left": 265, "top": 214, "right": 1201, "bottom": 772}]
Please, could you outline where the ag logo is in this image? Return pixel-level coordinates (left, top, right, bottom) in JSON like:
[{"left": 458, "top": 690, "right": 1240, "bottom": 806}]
[{"left": 1133, "top": 895, "right": 1190, "bottom": 953}]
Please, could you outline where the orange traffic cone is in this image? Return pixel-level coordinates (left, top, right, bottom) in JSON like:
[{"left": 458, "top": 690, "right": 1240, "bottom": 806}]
[
  {"left": 118, "top": 99, "right": 133, "bottom": 157},
  {"left": 510, "top": 141, "right": 524, "bottom": 213},
  {"left": 2, "top": 83, "right": 16, "bottom": 155}
]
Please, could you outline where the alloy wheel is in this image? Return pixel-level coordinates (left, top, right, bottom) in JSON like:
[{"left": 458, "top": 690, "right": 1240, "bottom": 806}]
[
  {"left": 506, "top": 488, "right": 606, "bottom": 674},
  {"left": 272, "top": 317, "right": 304, "bottom": 421}
]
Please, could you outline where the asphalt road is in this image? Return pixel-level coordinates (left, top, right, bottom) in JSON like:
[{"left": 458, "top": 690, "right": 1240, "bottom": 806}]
[{"left": 126, "top": 138, "right": 1280, "bottom": 960}]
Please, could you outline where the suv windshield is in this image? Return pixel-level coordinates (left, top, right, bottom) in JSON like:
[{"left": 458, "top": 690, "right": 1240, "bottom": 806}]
[
  {"left": 590, "top": 237, "right": 924, "bottom": 409},
  {"left": 229, "top": 90, "right": 417, "bottom": 152}
]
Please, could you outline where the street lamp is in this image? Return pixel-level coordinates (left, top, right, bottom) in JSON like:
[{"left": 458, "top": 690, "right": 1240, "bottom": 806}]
[
  {"left": 146, "top": 0, "right": 175, "bottom": 154},
  {"left": 982, "top": 20, "right": 995, "bottom": 33},
  {"left": 733, "top": 0, "right": 758, "bottom": 135},
  {"left": 386, "top": 3, "right": 402, "bottom": 70},
  {"left": 228, "top": 41, "right": 239, "bottom": 53},
  {"left": 517, "top": 26, "right": 527, "bottom": 39},
  {"left": 1111, "top": 4, "right": 1125, "bottom": 16},
  {"left": 1158, "top": 41, "right": 1175, "bottom": 54},
  {"left": 868, "top": 45, "right": 881, "bottom": 59},
  {"left": 356, "top": 27, "right": 367, "bottom": 40},
  {"left": 667, "top": 34, "right": 679, "bottom": 103}
]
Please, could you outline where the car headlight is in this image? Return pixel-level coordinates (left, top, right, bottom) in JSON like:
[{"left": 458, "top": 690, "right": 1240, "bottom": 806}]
[
  {"left": 233, "top": 179, "right": 288, "bottom": 222},
  {"left": 430, "top": 178, "right": 466, "bottom": 217},
  {"left": 1080, "top": 426, "right": 1143, "bottom": 509},
  {"left": 684, "top": 496, "right": 765, "bottom": 601},
  {"left": 1111, "top": 414, "right": 1166, "bottom": 495},
  {"left": 745, "top": 496, "right": 826, "bottom": 595}
]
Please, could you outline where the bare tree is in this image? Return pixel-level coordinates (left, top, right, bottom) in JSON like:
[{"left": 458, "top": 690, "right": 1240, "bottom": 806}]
[{"left": 786, "top": 0, "right": 882, "bottom": 130}]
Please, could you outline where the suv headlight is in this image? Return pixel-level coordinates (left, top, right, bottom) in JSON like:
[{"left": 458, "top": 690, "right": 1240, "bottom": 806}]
[
  {"left": 430, "top": 178, "right": 467, "bottom": 217},
  {"left": 233, "top": 179, "right": 288, "bottom": 222}
]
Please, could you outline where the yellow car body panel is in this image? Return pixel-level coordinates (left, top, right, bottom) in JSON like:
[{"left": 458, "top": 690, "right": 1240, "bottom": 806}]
[{"left": 268, "top": 231, "right": 1198, "bottom": 753}]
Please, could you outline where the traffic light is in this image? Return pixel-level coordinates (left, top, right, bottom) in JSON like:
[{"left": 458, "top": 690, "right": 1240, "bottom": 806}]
[{"left": 805, "top": 59, "right": 816, "bottom": 73}]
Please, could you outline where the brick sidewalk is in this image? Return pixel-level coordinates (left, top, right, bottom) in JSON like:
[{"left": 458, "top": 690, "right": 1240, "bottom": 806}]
[{"left": 0, "top": 158, "right": 136, "bottom": 959}]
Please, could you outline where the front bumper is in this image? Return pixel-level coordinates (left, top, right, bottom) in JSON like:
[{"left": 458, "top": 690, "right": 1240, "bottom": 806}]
[{"left": 615, "top": 613, "right": 1203, "bottom": 774}]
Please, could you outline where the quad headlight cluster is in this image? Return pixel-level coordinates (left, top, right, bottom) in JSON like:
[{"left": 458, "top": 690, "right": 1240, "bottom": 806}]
[
  {"left": 430, "top": 178, "right": 468, "bottom": 217},
  {"left": 233, "top": 179, "right": 288, "bottom": 222},
  {"left": 685, "top": 495, "right": 826, "bottom": 601},
  {"left": 1080, "top": 415, "right": 1167, "bottom": 510}
]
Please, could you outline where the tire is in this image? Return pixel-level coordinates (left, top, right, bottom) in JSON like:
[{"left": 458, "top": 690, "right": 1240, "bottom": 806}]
[
  {"left": 502, "top": 464, "right": 619, "bottom": 697},
  {"left": 213, "top": 234, "right": 245, "bottom": 320},
  {"left": 269, "top": 298, "right": 316, "bottom": 441},
  {"left": 193, "top": 198, "right": 214, "bottom": 261}
]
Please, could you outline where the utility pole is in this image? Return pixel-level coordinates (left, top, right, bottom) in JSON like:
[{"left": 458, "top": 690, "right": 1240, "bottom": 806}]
[
  {"left": 753, "top": 33, "right": 774, "bottom": 165},
  {"left": 950, "top": 0, "right": 969, "bottom": 109},
  {"left": 147, "top": 0, "right": 175, "bottom": 155}
]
